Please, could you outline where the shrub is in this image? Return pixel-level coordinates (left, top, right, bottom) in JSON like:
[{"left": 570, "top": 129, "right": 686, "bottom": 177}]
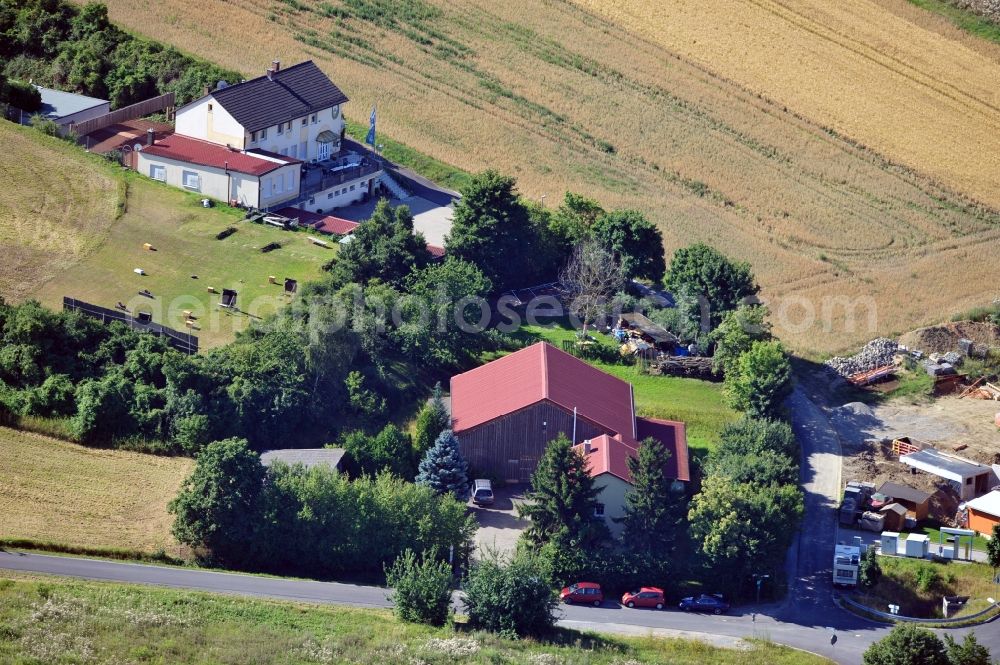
[
  {"left": 858, "top": 547, "right": 881, "bottom": 589},
  {"left": 463, "top": 550, "right": 556, "bottom": 638},
  {"left": 384, "top": 549, "right": 453, "bottom": 626},
  {"left": 862, "top": 624, "right": 948, "bottom": 665},
  {"left": 3, "top": 80, "right": 42, "bottom": 112},
  {"left": 914, "top": 564, "right": 941, "bottom": 593}
]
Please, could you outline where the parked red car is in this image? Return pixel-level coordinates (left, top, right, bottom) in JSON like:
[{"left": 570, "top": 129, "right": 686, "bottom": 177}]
[
  {"left": 560, "top": 582, "right": 604, "bottom": 606},
  {"left": 621, "top": 587, "right": 666, "bottom": 609}
]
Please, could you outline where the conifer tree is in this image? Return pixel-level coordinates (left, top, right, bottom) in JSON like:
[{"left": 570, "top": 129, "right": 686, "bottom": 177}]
[
  {"left": 416, "top": 429, "right": 469, "bottom": 499},
  {"left": 519, "top": 434, "right": 608, "bottom": 549},
  {"left": 414, "top": 382, "right": 450, "bottom": 457},
  {"left": 620, "top": 437, "right": 685, "bottom": 573}
]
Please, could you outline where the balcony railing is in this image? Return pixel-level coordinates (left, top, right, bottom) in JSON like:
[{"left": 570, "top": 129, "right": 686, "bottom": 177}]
[{"left": 299, "top": 157, "right": 382, "bottom": 198}]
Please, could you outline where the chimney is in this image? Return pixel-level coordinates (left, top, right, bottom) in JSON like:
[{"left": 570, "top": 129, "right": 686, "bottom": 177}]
[
  {"left": 272, "top": 59, "right": 281, "bottom": 72},
  {"left": 583, "top": 439, "right": 592, "bottom": 455},
  {"left": 266, "top": 67, "right": 275, "bottom": 81},
  {"left": 146, "top": 128, "right": 155, "bottom": 146}
]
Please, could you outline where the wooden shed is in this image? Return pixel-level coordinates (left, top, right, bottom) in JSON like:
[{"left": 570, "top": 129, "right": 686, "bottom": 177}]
[{"left": 877, "top": 481, "right": 932, "bottom": 521}]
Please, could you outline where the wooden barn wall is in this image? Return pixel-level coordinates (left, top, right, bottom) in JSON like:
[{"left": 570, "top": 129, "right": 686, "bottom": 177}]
[{"left": 458, "top": 400, "right": 609, "bottom": 483}]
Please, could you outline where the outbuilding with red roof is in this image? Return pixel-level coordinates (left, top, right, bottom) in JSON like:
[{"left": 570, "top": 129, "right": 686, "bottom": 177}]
[
  {"left": 450, "top": 342, "right": 689, "bottom": 489},
  {"left": 136, "top": 132, "right": 302, "bottom": 209}
]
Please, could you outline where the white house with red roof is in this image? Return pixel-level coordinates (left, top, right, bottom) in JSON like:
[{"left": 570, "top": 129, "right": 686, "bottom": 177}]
[
  {"left": 136, "top": 60, "right": 381, "bottom": 212},
  {"left": 449, "top": 342, "right": 689, "bottom": 511}
]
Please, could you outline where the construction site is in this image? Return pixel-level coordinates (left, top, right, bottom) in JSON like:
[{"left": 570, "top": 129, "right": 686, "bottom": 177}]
[{"left": 825, "top": 317, "right": 1000, "bottom": 532}]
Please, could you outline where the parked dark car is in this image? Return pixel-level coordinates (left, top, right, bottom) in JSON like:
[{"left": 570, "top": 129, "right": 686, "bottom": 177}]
[
  {"left": 560, "top": 582, "right": 603, "bottom": 606},
  {"left": 621, "top": 587, "right": 665, "bottom": 609},
  {"left": 678, "top": 593, "right": 730, "bottom": 614}
]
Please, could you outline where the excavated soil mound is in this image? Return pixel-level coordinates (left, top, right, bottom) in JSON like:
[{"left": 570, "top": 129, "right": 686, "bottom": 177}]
[{"left": 898, "top": 321, "right": 1000, "bottom": 354}]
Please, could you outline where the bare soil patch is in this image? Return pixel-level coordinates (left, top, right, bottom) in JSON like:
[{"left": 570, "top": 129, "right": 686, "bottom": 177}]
[{"left": 899, "top": 321, "right": 1000, "bottom": 354}]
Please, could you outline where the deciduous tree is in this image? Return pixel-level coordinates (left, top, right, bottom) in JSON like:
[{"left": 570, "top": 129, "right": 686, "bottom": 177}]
[
  {"left": 445, "top": 170, "right": 541, "bottom": 291},
  {"left": 559, "top": 241, "right": 624, "bottom": 336},
  {"left": 463, "top": 549, "right": 556, "bottom": 638},
  {"left": 710, "top": 305, "right": 773, "bottom": 375},
  {"left": 665, "top": 243, "right": 758, "bottom": 331},
  {"left": 169, "top": 438, "right": 265, "bottom": 566},
  {"left": 723, "top": 341, "right": 793, "bottom": 419},
  {"left": 592, "top": 209, "right": 666, "bottom": 283}
]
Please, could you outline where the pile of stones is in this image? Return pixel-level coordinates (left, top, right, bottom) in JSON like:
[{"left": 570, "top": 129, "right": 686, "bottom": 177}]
[{"left": 825, "top": 338, "right": 899, "bottom": 377}]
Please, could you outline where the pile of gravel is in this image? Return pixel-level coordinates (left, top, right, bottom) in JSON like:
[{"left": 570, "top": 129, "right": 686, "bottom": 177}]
[{"left": 825, "top": 338, "right": 898, "bottom": 377}]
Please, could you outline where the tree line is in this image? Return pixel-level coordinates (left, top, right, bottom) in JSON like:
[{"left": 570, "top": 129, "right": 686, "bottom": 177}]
[{"left": 0, "top": 0, "right": 240, "bottom": 111}]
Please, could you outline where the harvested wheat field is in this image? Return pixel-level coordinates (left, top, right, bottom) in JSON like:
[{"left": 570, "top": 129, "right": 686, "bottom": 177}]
[
  {"left": 79, "top": 0, "right": 1000, "bottom": 353},
  {"left": 0, "top": 427, "right": 193, "bottom": 553},
  {"left": 0, "top": 122, "right": 124, "bottom": 301}
]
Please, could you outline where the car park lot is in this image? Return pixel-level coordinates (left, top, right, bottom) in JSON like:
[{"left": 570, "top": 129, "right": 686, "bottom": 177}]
[{"left": 468, "top": 486, "right": 529, "bottom": 557}]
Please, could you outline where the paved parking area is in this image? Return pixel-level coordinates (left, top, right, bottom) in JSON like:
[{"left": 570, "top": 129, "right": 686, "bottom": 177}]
[{"left": 469, "top": 486, "right": 529, "bottom": 558}]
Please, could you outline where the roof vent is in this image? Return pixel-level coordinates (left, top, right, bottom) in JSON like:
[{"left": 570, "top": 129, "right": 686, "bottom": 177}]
[
  {"left": 584, "top": 440, "right": 592, "bottom": 454},
  {"left": 266, "top": 67, "right": 275, "bottom": 81},
  {"left": 146, "top": 128, "right": 155, "bottom": 146},
  {"left": 272, "top": 59, "right": 281, "bottom": 72}
]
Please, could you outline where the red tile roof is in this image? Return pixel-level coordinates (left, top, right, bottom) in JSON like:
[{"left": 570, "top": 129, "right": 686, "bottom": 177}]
[
  {"left": 450, "top": 342, "right": 635, "bottom": 439},
  {"left": 636, "top": 417, "right": 690, "bottom": 482},
  {"left": 426, "top": 244, "right": 446, "bottom": 258},
  {"left": 141, "top": 133, "right": 295, "bottom": 176},
  {"left": 272, "top": 207, "right": 359, "bottom": 235},
  {"left": 573, "top": 427, "right": 689, "bottom": 484},
  {"left": 573, "top": 435, "right": 637, "bottom": 484}
]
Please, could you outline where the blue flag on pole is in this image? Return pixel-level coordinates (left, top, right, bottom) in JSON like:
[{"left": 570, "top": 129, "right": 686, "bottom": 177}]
[{"left": 365, "top": 105, "right": 376, "bottom": 146}]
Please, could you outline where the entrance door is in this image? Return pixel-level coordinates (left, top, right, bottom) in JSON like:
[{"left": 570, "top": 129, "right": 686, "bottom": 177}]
[{"left": 317, "top": 141, "right": 331, "bottom": 161}]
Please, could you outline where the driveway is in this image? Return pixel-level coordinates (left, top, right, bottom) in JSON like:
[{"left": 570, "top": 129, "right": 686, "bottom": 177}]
[{"left": 468, "top": 486, "right": 529, "bottom": 558}]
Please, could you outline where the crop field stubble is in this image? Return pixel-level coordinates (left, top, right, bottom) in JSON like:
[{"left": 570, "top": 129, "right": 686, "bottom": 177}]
[
  {"left": 72, "top": 0, "right": 1000, "bottom": 353},
  {"left": 0, "top": 427, "right": 193, "bottom": 553}
]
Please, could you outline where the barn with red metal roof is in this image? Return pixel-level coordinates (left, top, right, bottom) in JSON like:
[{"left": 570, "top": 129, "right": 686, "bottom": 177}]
[{"left": 450, "top": 342, "right": 688, "bottom": 485}]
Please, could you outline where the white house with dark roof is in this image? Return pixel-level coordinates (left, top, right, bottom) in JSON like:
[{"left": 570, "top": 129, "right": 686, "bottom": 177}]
[
  {"left": 141, "top": 60, "right": 381, "bottom": 212},
  {"left": 174, "top": 60, "right": 349, "bottom": 162}
]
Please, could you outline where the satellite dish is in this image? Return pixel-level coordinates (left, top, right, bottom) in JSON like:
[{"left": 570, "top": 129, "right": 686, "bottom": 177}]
[{"left": 133, "top": 144, "right": 143, "bottom": 152}]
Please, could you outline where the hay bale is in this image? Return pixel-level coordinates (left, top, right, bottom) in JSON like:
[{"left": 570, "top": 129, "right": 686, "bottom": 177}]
[
  {"left": 143, "top": 243, "right": 154, "bottom": 251},
  {"left": 207, "top": 286, "right": 216, "bottom": 293}
]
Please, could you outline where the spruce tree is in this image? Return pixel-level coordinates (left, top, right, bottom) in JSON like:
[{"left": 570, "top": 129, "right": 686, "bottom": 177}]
[
  {"left": 414, "top": 382, "right": 450, "bottom": 457},
  {"left": 416, "top": 429, "right": 469, "bottom": 499},
  {"left": 620, "top": 437, "right": 685, "bottom": 574},
  {"left": 519, "top": 434, "right": 608, "bottom": 549}
]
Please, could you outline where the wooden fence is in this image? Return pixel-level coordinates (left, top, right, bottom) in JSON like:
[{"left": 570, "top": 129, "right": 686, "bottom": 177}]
[{"left": 69, "top": 92, "right": 175, "bottom": 136}]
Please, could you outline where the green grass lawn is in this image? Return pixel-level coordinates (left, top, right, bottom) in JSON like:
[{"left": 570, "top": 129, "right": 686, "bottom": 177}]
[
  {"left": 850, "top": 557, "right": 997, "bottom": 619},
  {"left": 504, "top": 318, "right": 738, "bottom": 457},
  {"left": 31, "top": 175, "right": 335, "bottom": 349},
  {"left": 0, "top": 574, "right": 830, "bottom": 664},
  {"left": 909, "top": 526, "right": 990, "bottom": 553}
]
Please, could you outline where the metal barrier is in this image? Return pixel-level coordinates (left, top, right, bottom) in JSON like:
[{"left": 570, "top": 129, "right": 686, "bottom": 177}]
[
  {"left": 839, "top": 594, "right": 999, "bottom": 624},
  {"left": 63, "top": 297, "right": 198, "bottom": 355}
]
